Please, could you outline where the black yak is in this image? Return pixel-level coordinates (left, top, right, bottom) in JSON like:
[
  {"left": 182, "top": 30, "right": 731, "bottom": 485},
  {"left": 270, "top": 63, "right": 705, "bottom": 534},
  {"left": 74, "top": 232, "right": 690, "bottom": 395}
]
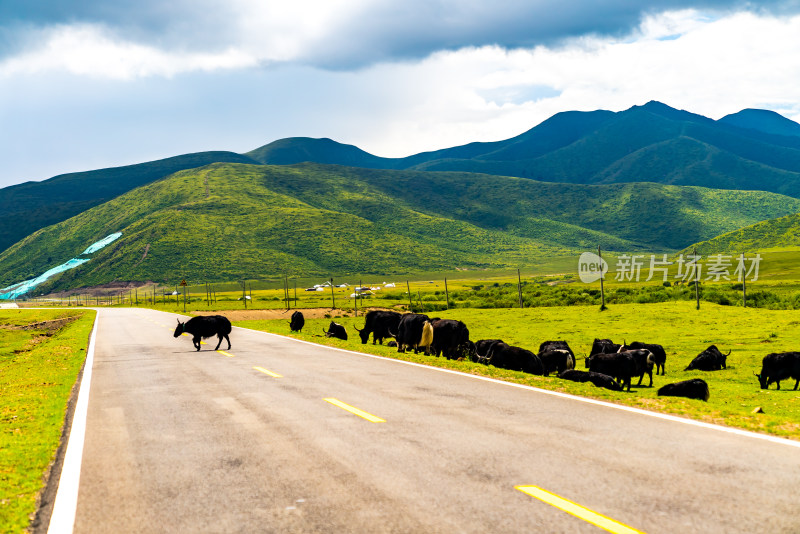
[
  {"left": 627, "top": 341, "right": 667, "bottom": 375},
  {"left": 289, "top": 311, "right": 305, "bottom": 332},
  {"left": 174, "top": 316, "right": 232, "bottom": 351},
  {"left": 393, "top": 313, "right": 433, "bottom": 354},
  {"left": 685, "top": 345, "right": 730, "bottom": 371},
  {"left": 756, "top": 352, "right": 800, "bottom": 390},
  {"left": 558, "top": 369, "right": 592, "bottom": 382},
  {"left": 430, "top": 319, "right": 470, "bottom": 359},
  {"left": 586, "top": 372, "right": 624, "bottom": 391},
  {"left": 658, "top": 379, "right": 710, "bottom": 401},
  {"left": 355, "top": 310, "right": 401, "bottom": 345},
  {"left": 538, "top": 349, "right": 575, "bottom": 376},
  {"left": 585, "top": 352, "right": 637, "bottom": 391},
  {"left": 558, "top": 369, "right": 622, "bottom": 391},
  {"left": 486, "top": 342, "right": 544, "bottom": 375},
  {"left": 617, "top": 347, "right": 656, "bottom": 387},
  {"left": 590, "top": 338, "right": 621, "bottom": 356},
  {"left": 538, "top": 340, "right": 575, "bottom": 359},
  {"left": 475, "top": 339, "right": 505, "bottom": 364},
  {"left": 323, "top": 321, "right": 348, "bottom": 340}
]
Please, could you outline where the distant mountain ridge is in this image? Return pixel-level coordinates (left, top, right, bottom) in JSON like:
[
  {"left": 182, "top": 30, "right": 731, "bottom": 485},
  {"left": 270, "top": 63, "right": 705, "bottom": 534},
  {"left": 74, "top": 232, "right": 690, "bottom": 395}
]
[
  {"left": 247, "top": 101, "right": 800, "bottom": 195},
  {"left": 719, "top": 109, "right": 800, "bottom": 138},
  {"left": 2, "top": 101, "right": 800, "bottom": 256}
]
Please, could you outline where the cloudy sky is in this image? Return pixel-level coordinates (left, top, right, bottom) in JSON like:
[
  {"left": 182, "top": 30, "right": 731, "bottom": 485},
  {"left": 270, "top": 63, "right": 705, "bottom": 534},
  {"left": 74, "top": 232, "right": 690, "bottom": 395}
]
[{"left": 2, "top": 0, "right": 800, "bottom": 189}]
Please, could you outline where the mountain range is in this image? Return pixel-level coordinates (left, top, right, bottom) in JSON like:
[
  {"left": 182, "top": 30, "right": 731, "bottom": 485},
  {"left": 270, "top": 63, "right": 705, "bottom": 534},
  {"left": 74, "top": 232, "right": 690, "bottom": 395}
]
[{"left": 2, "top": 101, "right": 800, "bottom": 291}]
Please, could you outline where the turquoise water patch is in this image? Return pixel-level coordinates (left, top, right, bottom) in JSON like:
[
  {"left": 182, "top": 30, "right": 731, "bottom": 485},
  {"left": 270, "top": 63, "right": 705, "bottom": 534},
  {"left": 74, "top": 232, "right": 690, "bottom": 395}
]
[
  {"left": 82, "top": 232, "right": 122, "bottom": 254},
  {"left": 0, "top": 232, "right": 122, "bottom": 300}
]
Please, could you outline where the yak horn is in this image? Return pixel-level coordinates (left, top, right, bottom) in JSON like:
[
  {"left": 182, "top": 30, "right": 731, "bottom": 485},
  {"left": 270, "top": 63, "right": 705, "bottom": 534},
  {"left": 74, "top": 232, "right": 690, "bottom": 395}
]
[{"left": 726, "top": 349, "right": 732, "bottom": 356}]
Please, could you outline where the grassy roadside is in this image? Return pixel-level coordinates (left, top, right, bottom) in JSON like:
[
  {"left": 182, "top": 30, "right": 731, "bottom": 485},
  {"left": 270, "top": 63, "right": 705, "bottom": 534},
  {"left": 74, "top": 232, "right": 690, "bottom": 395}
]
[
  {"left": 0, "top": 309, "right": 95, "bottom": 534},
  {"left": 231, "top": 301, "right": 800, "bottom": 440}
]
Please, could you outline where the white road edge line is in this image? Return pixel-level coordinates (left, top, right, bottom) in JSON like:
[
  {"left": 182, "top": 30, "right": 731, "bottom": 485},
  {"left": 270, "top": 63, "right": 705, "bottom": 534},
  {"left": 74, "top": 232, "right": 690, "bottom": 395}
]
[
  {"left": 47, "top": 312, "right": 99, "bottom": 534},
  {"left": 232, "top": 324, "right": 800, "bottom": 449}
]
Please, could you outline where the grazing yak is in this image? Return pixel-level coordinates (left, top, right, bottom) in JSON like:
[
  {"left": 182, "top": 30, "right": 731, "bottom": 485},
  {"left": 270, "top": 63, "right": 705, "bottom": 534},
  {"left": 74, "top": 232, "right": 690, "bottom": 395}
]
[
  {"left": 174, "top": 315, "right": 232, "bottom": 351},
  {"left": 755, "top": 352, "right": 800, "bottom": 390},
  {"left": 486, "top": 342, "right": 544, "bottom": 375},
  {"left": 558, "top": 369, "right": 622, "bottom": 391},
  {"left": 685, "top": 345, "right": 730, "bottom": 371},
  {"left": 393, "top": 313, "right": 433, "bottom": 354},
  {"left": 355, "top": 310, "right": 402, "bottom": 345},
  {"left": 323, "top": 321, "right": 348, "bottom": 340},
  {"left": 627, "top": 341, "right": 667, "bottom": 375},
  {"left": 430, "top": 319, "right": 471, "bottom": 360},
  {"left": 585, "top": 352, "right": 637, "bottom": 391},
  {"left": 289, "top": 311, "right": 305, "bottom": 332},
  {"left": 658, "top": 379, "right": 710, "bottom": 401}
]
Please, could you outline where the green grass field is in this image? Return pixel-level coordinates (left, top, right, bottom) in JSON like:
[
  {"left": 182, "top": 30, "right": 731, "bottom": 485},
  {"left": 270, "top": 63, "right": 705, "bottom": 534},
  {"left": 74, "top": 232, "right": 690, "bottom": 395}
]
[
  {"left": 0, "top": 309, "right": 95, "bottom": 534},
  {"left": 232, "top": 301, "right": 800, "bottom": 440},
  {"left": 2, "top": 294, "right": 800, "bottom": 533}
]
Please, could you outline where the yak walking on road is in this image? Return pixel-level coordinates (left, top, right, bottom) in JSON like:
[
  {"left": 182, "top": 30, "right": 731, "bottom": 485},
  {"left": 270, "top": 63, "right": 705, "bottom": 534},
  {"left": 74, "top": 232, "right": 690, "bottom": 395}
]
[{"left": 174, "top": 316, "right": 232, "bottom": 351}]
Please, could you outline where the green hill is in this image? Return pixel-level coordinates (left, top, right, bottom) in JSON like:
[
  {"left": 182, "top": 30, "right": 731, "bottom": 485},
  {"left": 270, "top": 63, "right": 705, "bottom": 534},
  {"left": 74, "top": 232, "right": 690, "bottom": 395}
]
[
  {"left": 687, "top": 212, "right": 800, "bottom": 254},
  {"left": 0, "top": 151, "right": 260, "bottom": 253},
  {"left": 5, "top": 101, "right": 800, "bottom": 260},
  {"left": 2, "top": 162, "right": 799, "bottom": 292}
]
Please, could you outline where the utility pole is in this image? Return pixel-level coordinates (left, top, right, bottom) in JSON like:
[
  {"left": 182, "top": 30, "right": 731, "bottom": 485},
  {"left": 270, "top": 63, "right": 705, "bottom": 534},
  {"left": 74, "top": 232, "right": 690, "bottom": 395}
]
[
  {"left": 598, "top": 246, "right": 607, "bottom": 311},
  {"left": 694, "top": 248, "right": 700, "bottom": 310},
  {"left": 741, "top": 252, "right": 747, "bottom": 308}
]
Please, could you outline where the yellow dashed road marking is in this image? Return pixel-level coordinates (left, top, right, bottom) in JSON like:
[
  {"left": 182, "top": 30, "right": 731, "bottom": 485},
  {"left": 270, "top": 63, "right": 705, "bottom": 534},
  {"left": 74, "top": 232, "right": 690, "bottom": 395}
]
[
  {"left": 515, "top": 485, "right": 645, "bottom": 534},
  {"left": 253, "top": 366, "right": 283, "bottom": 378},
  {"left": 217, "top": 350, "right": 234, "bottom": 357},
  {"left": 323, "top": 398, "right": 386, "bottom": 423}
]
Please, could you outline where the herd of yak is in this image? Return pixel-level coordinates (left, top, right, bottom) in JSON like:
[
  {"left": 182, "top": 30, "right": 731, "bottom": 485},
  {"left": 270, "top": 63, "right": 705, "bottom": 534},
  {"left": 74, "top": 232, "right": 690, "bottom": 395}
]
[{"left": 174, "top": 310, "right": 800, "bottom": 401}]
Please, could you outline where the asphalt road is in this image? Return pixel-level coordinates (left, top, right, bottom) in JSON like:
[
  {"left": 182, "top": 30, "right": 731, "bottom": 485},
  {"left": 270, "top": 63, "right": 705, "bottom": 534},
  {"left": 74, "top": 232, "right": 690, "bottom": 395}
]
[{"left": 64, "top": 308, "right": 800, "bottom": 533}]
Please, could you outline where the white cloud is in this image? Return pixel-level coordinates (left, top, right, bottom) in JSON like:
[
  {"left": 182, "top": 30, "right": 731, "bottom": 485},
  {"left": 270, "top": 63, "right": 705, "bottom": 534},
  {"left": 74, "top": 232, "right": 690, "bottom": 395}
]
[
  {"left": 0, "top": 24, "right": 258, "bottom": 79},
  {"left": 344, "top": 10, "right": 800, "bottom": 156},
  {"left": 1, "top": 7, "right": 799, "bottom": 186}
]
